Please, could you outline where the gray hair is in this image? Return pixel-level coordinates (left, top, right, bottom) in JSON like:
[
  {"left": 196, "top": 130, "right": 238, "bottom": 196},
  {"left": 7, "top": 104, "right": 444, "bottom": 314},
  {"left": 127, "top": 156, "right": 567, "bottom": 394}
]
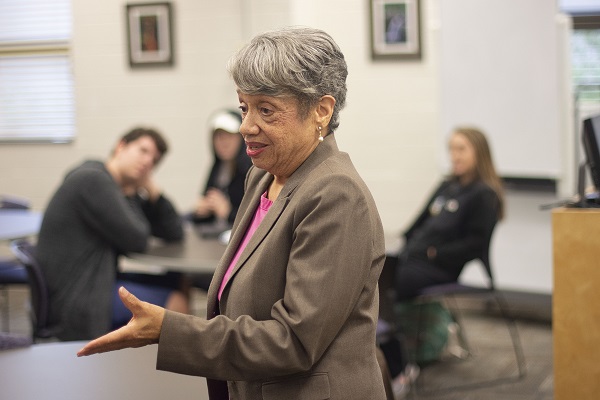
[{"left": 227, "top": 27, "right": 348, "bottom": 133}]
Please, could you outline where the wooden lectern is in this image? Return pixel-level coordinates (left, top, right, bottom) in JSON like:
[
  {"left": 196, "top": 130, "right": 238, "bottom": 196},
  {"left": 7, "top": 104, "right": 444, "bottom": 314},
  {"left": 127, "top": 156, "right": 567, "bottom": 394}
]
[{"left": 552, "top": 208, "right": 600, "bottom": 400}]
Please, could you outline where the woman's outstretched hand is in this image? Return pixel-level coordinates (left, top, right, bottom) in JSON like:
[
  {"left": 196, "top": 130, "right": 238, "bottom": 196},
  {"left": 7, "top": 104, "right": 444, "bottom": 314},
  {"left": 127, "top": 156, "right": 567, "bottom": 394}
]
[{"left": 77, "top": 286, "right": 165, "bottom": 357}]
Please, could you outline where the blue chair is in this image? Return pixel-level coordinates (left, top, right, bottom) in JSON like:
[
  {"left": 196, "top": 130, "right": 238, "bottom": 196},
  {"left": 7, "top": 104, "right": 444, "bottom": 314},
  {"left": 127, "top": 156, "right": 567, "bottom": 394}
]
[
  {"left": 0, "top": 195, "right": 30, "bottom": 210},
  {"left": 0, "top": 332, "right": 32, "bottom": 350},
  {"left": 10, "top": 239, "right": 59, "bottom": 341},
  {"left": 0, "top": 260, "right": 28, "bottom": 332},
  {"left": 0, "top": 195, "right": 31, "bottom": 332}
]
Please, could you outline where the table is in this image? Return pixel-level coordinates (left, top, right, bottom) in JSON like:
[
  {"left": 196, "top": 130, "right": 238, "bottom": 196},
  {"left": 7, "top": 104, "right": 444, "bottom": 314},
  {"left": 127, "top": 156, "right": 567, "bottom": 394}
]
[
  {"left": 552, "top": 208, "right": 600, "bottom": 400},
  {"left": 0, "top": 209, "right": 42, "bottom": 241},
  {"left": 123, "top": 224, "right": 228, "bottom": 274},
  {"left": 0, "top": 341, "right": 207, "bottom": 400}
]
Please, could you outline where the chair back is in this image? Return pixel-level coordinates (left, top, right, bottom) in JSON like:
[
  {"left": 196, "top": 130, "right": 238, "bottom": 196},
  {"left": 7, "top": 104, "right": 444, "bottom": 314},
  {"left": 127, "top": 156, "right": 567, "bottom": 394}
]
[
  {"left": 10, "top": 239, "right": 55, "bottom": 339},
  {"left": 0, "top": 195, "right": 30, "bottom": 210},
  {"left": 476, "top": 216, "right": 498, "bottom": 291}
]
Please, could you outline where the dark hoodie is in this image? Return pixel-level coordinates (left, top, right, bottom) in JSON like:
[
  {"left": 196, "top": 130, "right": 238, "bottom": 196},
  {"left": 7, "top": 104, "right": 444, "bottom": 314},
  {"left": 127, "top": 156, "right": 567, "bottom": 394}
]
[{"left": 193, "top": 117, "right": 252, "bottom": 225}]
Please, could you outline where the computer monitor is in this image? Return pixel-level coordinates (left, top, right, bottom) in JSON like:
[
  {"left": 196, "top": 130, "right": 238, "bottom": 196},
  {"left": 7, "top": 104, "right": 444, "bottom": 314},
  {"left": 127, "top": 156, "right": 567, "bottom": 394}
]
[{"left": 581, "top": 114, "right": 600, "bottom": 204}]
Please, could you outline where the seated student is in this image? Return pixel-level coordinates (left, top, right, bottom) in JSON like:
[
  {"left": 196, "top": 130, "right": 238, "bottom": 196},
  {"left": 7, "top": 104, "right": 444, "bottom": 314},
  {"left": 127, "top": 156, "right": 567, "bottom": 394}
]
[
  {"left": 36, "top": 127, "right": 189, "bottom": 341},
  {"left": 191, "top": 108, "right": 251, "bottom": 232},
  {"left": 381, "top": 126, "right": 505, "bottom": 398}
]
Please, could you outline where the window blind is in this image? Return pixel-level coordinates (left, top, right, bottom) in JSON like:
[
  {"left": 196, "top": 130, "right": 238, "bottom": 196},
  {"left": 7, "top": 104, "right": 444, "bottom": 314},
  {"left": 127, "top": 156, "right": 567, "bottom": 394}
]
[
  {"left": 572, "top": 29, "right": 600, "bottom": 107},
  {"left": 0, "top": 0, "right": 74, "bottom": 142}
]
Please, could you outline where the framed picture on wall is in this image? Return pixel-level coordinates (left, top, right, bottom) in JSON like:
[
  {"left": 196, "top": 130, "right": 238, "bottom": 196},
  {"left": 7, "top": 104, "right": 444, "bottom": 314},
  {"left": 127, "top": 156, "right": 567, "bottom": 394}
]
[
  {"left": 126, "top": 2, "right": 174, "bottom": 67},
  {"left": 370, "top": 0, "right": 421, "bottom": 60}
]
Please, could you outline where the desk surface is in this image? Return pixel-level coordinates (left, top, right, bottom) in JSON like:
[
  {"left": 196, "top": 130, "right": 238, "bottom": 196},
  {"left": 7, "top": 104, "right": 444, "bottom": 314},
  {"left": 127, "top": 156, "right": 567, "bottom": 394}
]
[
  {"left": 124, "top": 225, "right": 228, "bottom": 274},
  {"left": 0, "top": 210, "right": 42, "bottom": 241},
  {"left": 0, "top": 341, "right": 207, "bottom": 400},
  {"left": 124, "top": 228, "right": 399, "bottom": 275}
]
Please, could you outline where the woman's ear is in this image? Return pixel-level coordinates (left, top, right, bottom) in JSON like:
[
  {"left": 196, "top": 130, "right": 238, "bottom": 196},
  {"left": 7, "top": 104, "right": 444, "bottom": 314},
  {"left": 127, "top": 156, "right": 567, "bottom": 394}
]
[{"left": 316, "top": 95, "right": 336, "bottom": 129}]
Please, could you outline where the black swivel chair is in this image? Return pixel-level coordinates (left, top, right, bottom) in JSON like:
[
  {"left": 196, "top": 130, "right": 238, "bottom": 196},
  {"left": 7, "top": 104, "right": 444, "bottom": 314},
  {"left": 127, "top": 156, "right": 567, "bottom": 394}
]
[
  {"left": 10, "top": 239, "right": 59, "bottom": 341},
  {"left": 383, "top": 229, "right": 527, "bottom": 395},
  {"left": 412, "top": 232, "right": 526, "bottom": 394}
]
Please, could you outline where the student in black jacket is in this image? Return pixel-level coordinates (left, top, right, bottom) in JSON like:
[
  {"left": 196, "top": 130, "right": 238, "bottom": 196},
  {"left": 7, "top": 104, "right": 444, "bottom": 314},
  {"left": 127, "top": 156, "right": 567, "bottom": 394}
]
[
  {"left": 192, "top": 109, "right": 251, "bottom": 229},
  {"left": 383, "top": 127, "right": 505, "bottom": 398}
]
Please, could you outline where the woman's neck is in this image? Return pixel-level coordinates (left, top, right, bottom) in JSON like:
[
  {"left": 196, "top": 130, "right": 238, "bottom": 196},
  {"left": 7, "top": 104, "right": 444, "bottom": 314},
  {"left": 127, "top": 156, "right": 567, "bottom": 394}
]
[
  {"left": 457, "top": 172, "right": 476, "bottom": 186},
  {"left": 268, "top": 179, "right": 285, "bottom": 201}
]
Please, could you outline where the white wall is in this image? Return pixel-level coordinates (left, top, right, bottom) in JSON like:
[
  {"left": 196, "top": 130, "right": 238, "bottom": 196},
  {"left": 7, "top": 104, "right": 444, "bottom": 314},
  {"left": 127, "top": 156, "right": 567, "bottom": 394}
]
[{"left": 0, "top": 0, "right": 568, "bottom": 293}]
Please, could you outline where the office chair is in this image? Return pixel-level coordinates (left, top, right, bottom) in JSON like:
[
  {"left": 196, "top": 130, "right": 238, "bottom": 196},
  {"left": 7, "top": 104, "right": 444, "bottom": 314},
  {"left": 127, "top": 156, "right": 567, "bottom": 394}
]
[{"left": 10, "top": 239, "right": 59, "bottom": 341}]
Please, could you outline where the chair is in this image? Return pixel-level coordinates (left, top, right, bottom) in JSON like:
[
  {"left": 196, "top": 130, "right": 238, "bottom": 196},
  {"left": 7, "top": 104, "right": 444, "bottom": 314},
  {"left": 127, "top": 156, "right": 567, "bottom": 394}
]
[
  {"left": 9, "top": 239, "right": 59, "bottom": 341},
  {"left": 0, "top": 260, "right": 28, "bottom": 332},
  {"left": 384, "top": 232, "right": 527, "bottom": 394},
  {"left": 0, "top": 332, "right": 32, "bottom": 350},
  {"left": 416, "top": 239, "right": 527, "bottom": 393},
  {"left": 0, "top": 196, "right": 31, "bottom": 332},
  {"left": 0, "top": 194, "right": 30, "bottom": 210}
]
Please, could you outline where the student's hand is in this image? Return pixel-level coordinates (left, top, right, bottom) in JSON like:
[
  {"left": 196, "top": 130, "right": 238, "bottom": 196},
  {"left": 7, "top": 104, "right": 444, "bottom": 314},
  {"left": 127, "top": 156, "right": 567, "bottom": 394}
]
[
  {"left": 139, "top": 176, "right": 162, "bottom": 202},
  {"left": 194, "top": 196, "right": 212, "bottom": 217},
  {"left": 77, "top": 287, "right": 165, "bottom": 357},
  {"left": 205, "top": 189, "right": 231, "bottom": 220}
]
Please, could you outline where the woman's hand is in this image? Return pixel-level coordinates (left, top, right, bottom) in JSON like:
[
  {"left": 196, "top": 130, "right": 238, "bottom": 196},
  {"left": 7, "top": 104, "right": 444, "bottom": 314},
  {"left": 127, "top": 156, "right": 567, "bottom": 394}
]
[{"left": 77, "top": 287, "right": 165, "bottom": 357}]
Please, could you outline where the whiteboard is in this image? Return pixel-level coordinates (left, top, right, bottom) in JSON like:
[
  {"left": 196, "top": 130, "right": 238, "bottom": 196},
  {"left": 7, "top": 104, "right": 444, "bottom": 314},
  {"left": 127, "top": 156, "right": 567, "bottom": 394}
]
[{"left": 439, "top": 0, "right": 566, "bottom": 179}]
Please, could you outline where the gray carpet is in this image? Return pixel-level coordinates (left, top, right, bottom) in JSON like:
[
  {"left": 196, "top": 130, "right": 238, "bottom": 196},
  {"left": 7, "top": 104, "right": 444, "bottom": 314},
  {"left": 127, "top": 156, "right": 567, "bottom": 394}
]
[{"left": 407, "top": 293, "right": 553, "bottom": 400}]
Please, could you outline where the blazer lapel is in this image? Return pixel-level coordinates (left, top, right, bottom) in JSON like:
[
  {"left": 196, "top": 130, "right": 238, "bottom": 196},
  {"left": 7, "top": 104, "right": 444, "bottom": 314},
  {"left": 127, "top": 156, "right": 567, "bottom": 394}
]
[{"left": 208, "top": 135, "right": 340, "bottom": 312}]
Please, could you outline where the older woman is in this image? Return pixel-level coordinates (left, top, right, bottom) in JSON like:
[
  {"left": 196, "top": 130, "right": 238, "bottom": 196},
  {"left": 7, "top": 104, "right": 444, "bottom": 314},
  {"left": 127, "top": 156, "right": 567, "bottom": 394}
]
[{"left": 78, "top": 27, "right": 387, "bottom": 400}]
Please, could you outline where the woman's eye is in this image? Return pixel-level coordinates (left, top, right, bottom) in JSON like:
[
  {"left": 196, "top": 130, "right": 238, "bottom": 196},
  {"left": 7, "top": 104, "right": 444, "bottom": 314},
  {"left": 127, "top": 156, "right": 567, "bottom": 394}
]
[
  {"left": 239, "top": 105, "right": 248, "bottom": 114},
  {"left": 259, "top": 107, "right": 273, "bottom": 116}
]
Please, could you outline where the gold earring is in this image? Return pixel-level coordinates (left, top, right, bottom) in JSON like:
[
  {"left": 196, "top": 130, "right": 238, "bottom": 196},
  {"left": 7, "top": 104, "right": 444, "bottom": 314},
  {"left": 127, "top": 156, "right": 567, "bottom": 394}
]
[{"left": 318, "top": 126, "right": 323, "bottom": 142}]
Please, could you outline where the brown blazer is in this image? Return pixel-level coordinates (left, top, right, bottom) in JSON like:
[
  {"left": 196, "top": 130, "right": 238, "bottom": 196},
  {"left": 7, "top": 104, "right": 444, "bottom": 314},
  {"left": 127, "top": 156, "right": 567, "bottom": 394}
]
[{"left": 157, "top": 134, "right": 387, "bottom": 400}]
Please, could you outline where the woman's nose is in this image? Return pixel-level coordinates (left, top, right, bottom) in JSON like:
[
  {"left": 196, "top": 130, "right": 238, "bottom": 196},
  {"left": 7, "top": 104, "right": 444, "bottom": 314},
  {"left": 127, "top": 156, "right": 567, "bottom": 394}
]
[{"left": 240, "top": 113, "right": 259, "bottom": 137}]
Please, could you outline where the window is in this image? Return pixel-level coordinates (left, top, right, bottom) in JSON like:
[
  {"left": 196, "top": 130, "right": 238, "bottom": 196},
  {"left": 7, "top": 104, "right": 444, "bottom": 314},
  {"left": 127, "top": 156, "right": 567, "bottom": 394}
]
[
  {"left": 571, "top": 20, "right": 600, "bottom": 116},
  {"left": 560, "top": 1, "right": 600, "bottom": 118},
  {"left": 0, "top": 0, "right": 75, "bottom": 143}
]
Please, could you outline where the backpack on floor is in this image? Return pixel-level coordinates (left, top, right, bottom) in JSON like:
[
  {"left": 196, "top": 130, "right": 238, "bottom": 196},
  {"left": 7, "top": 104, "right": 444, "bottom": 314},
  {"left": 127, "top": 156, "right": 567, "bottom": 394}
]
[{"left": 393, "top": 300, "right": 454, "bottom": 365}]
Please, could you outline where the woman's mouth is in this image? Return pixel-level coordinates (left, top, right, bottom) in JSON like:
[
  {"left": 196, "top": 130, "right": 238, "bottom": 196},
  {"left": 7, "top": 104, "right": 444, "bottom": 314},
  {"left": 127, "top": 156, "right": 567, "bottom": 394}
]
[{"left": 246, "top": 142, "right": 266, "bottom": 157}]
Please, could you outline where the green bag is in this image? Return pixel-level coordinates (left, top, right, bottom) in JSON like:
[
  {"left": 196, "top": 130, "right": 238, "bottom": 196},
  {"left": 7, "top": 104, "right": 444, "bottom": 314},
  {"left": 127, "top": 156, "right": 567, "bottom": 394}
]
[{"left": 393, "top": 300, "right": 454, "bottom": 365}]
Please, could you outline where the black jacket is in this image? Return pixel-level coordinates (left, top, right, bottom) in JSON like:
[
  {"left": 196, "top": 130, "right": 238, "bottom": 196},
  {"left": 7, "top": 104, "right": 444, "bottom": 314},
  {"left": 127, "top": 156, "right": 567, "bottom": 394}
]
[
  {"left": 194, "top": 137, "right": 252, "bottom": 225},
  {"left": 402, "top": 179, "right": 499, "bottom": 280}
]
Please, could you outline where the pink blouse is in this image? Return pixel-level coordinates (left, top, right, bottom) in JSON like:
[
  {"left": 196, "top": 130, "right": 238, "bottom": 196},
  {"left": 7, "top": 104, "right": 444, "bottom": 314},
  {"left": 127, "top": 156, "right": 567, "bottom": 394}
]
[{"left": 218, "top": 193, "right": 273, "bottom": 300}]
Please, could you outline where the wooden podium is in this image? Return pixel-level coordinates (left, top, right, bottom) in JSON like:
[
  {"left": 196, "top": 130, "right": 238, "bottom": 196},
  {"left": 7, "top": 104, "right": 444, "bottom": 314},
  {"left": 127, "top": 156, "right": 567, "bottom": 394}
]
[{"left": 552, "top": 208, "right": 600, "bottom": 400}]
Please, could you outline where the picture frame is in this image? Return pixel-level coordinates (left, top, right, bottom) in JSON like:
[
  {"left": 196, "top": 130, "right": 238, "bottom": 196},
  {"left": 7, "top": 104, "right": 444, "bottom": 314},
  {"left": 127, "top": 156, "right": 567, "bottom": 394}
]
[
  {"left": 369, "top": 0, "right": 421, "bottom": 60},
  {"left": 126, "top": 2, "right": 174, "bottom": 67}
]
